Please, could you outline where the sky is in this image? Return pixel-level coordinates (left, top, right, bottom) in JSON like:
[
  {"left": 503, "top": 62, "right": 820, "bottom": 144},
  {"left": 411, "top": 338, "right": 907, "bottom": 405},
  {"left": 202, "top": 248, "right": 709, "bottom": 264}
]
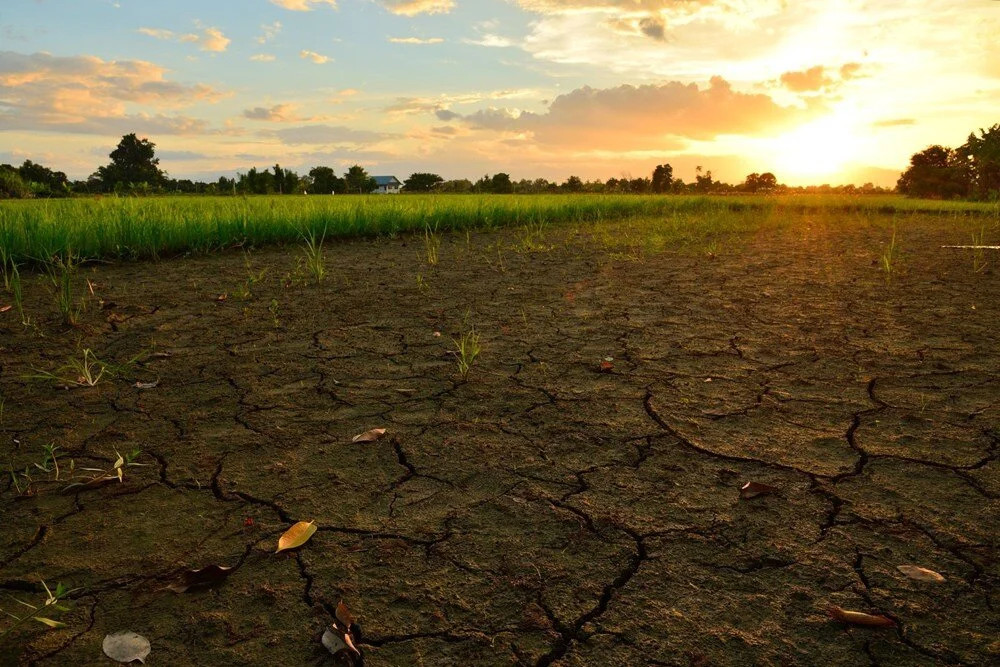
[{"left": 1, "top": 0, "right": 998, "bottom": 186}]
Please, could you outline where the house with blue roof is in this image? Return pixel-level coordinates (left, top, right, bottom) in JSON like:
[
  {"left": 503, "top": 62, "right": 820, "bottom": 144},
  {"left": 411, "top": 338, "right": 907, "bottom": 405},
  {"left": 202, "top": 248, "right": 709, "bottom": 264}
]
[{"left": 372, "top": 175, "right": 402, "bottom": 194}]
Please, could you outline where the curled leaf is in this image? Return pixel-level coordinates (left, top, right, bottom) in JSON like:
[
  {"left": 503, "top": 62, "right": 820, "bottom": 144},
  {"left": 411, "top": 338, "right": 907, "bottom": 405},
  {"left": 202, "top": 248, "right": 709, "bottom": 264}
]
[
  {"left": 740, "top": 481, "right": 778, "bottom": 500},
  {"left": 322, "top": 624, "right": 362, "bottom": 665},
  {"left": 103, "top": 630, "right": 151, "bottom": 663},
  {"left": 826, "top": 605, "right": 896, "bottom": 628},
  {"left": 352, "top": 428, "right": 386, "bottom": 443},
  {"left": 335, "top": 600, "right": 356, "bottom": 627},
  {"left": 167, "top": 564, "right": 233, "bottom": 593},
  {"left": 897, "top": 565, "right": 945, "bottom": 583},
  {"left": 276, "top": 520, "right": 317, "bottom": 553}
]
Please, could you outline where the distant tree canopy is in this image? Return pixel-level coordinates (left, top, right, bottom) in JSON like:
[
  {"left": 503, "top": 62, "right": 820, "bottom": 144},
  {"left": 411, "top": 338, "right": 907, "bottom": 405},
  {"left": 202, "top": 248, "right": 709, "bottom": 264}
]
[
  {"left": 94, "top": 133, "right": 166, "bottom": 191},
  {"left": 403, "top": 172, "right": 444, "bottom": 192},
  {"left": 474, "top": 173, "right": 513, "bottom": 194},
  {"left": 344, "top": 165, "right": 376, "bottom": 194},
  {"left": 651, "top": 163, "right": 673, "bottom": 193},
  {"left": 743, "top": 172, "right": 778, "bottom": 193},
  {"left": 898, "top": 125, "right": 1000, "bottom": 201},
  {"left": 308, "top": 166, "right": 344, "bottom": 194}
]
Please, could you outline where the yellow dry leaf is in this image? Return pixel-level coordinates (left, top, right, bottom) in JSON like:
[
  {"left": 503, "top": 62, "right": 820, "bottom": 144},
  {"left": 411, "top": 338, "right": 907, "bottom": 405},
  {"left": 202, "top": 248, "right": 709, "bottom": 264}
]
[
  {"left": 897, "top": 565, "right": 945, "bottom": 583},
  {"left": 351, "top": 428, "right": 386, "bottom": 443},
  {"left": 276, "top": 520, "right": 317, "bottom": 553}
]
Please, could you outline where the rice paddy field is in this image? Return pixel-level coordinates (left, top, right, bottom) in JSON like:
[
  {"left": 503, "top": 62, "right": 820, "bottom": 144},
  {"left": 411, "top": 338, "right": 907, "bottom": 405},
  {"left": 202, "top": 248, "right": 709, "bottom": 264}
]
[{"left": 1, "top": 194, "right": 999, "bottom": 665}]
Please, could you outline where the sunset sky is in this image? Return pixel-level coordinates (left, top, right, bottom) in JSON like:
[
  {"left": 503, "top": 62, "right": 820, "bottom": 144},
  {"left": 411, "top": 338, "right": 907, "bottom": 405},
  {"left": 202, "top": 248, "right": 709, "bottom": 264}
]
[{"left": 1, "top": 0, "right": 998, "bottom": 186}]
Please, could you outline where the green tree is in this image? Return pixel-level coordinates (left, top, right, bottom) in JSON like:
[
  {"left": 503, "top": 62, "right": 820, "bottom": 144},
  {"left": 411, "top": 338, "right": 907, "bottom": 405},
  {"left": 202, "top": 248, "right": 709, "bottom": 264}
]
[
  {"left": 403, "top": 172, "right": 444, "bottom": 192},
  {"left": 651, "top": 163, "right": 673, "bottom": 193},
  {"left": 959, "top": 124, "right": 1000, "bottom": 200},
  {"left": 344, "top": 165, "right": 376, "bottom": 194},
  {"left": 308, "top": 166, "right": 344, "bottom": 194},
  {"left": 490, "top": 173, "right": 513, "bottom": 194},
  {"left": 0, "top": 165, "right": 30, "bottom": 198},
  {"left": 18, "top": 160, "right": 69, "bottom": 196},
  {"left": 562, "top": 175, "right": 583, "bottom": 192},
  {"left": 896, "top": 145, "right": 969, "bottom": 199},
  {"left": 96, "top": 133, "right": 165, "bottom": 191}
]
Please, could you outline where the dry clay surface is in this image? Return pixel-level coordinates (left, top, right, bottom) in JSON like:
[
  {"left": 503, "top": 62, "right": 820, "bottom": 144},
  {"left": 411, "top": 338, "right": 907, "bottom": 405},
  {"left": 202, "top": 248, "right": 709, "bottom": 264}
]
[{"left": 1, "top": 213, "right": 998, "bottom": 665}]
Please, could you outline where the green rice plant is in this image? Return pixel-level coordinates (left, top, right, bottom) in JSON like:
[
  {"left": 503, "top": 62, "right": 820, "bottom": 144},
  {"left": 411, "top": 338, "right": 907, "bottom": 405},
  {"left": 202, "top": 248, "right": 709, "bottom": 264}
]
[
  {"left": 880, "top": 228, "right": 899, "bottom": 284},
  {"left": 268, "top": 298, "right": 280, "bottom": 327},
  {"left": 235, "top": 254, "right": 268, "bottom": 300},
  {"left": 424, "top": 225, "right": 441, "bottom": 265},
  {"left": 972, "top": 226, "right": 988, "bottom": 274},
  {"left": 0, "top": 245, "right": 11, "bottom": 291},
  {"left": 10, "top": 263, "right": 27, "bottom": 325},
  {"left": 301, "top": 230, "right": 326, "bottom": 285},
  {"left": 452, "top": 324, "right": 481, "bottom": 381},
  {"left": 415, "top": 273, "right": 428, "bottom": 292},
  {"left": 0, "top": 580, "right": 74, "bottom": 643}
]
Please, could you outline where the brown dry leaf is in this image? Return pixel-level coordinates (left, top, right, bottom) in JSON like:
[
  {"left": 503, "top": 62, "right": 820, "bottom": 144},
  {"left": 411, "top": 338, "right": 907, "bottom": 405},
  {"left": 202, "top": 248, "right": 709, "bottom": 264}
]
[
  {"left": 599, "top": 360, "right": 614, "bottom": 373},
  {"left": 352, "top": 428, "right": 386, "bottom": 443},
  {"left": 276, "top": 520, "right": 317, "bottom": 553},
  {"left": 167, "top": 564, "right": 233, "bottom": 593},
  {"left": 135, "top": 380, "right": 159, "bottom": 390},
  {"left": 150, "top": 351, "right": 173, "bottom": 359},
  {"left": 0, "top": 305, "right": 11, "bottom": 313},
  {"left": 897, "top": 565, "right": 945, "bottom": 583},
  {"left": 321, "top": 623, "right": 362, "bottom": 665},
  {"left": 216, "top": 293, "right": 227, "bottom": 302},
  {"left": 740, "top": 481, "right": 778, "bottom": 499},
  {"left": 826, "top": 605, "right": 896, "bottom": 628},
  {"left": 335, "top": 600, "right": 356, "bottom": 627}
]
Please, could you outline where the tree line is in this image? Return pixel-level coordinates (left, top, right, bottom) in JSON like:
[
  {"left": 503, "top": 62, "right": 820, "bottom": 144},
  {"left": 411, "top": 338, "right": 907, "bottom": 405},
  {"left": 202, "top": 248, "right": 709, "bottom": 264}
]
[
  {"left": 897, "top": 124, "right": 1000, "bottom": 201},
  {"left": 2, "top": 132, "right": 895, "bottom": 199}
]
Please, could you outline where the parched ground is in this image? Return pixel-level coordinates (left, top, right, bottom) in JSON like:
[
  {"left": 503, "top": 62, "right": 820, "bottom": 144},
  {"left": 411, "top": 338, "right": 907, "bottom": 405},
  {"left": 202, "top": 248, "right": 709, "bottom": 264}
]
[{"left": 1, "top": 211, "right": 998, "bottom": 665}]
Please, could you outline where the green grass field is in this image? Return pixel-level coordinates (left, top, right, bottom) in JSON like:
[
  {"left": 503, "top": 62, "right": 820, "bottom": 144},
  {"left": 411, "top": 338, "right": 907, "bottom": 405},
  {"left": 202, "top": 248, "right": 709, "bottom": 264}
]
[{"left": 1, "top": 194, "right": 997, "bottom": 265}]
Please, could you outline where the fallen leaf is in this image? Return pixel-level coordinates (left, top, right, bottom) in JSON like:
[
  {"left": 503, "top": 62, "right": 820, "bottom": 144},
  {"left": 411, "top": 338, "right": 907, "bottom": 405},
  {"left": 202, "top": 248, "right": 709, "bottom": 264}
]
[
  {"left": 432, "top": 331, "right": 441, "bottom": 337},
  {"left": 167, "top": 564, "right": 233, "bottom": 593},
  {"left": 276, "top": 520, "right": 317, "bottom": 553},
  {"left": 826, "top": 606, "right": 896, "bottom": 628},
  {"left": 33, "top": 616, "right": 65, "bottom": 628},
  {"left": 352, "top": 428, "right": 386, "bottom": 443},
  {"left": 740, "top": 481, "right": 778, "bottom": 499},
  {"left": 599, "top": 360, "right": 614, "bottom": 372},
  {"left": 216, "top": 293, "right": 227, "bottom": 302},
  {"left": 0, "top": 305, "right": 11, "bottom": 313},
  {"left": 103, "top": 630, "right": 151, "bottom": 663},
  {"left": 335, "top": 600, "right": 356, "bottom": 627},
  {"left": 897, "top": 565, "right": 945, "bottom": 583},
  {"left": 150, "top": 351, "right": 172, "bottom": 359},
  {"left": 135, "top": 380, "right": 159, "bottom": 390}
]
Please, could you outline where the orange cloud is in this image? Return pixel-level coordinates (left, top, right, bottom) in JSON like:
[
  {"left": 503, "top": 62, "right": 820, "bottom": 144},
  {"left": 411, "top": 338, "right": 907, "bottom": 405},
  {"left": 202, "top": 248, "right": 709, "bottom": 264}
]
[{"left": 270, "top": 0, "right": 336, "bottom": 10}]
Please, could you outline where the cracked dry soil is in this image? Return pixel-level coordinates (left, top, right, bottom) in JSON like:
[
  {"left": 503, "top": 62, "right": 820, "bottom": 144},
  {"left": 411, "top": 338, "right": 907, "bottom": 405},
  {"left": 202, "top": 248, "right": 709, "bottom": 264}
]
[{"left": 1, "top": 211, "right": 998, "bottom": 666}]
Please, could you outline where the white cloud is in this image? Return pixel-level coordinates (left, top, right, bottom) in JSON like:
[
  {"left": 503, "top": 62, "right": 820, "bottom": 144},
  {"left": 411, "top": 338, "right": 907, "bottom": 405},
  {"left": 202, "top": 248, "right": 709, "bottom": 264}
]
[
  {"left": 378, "top": 0, "right": 454, "bottom": 16},
  {"left": 300, "top": 50, "right": 331, "bottom": 64},
  {"left": 137, "top": 25, "right": 230, "bottom": 53},
  {"left": 250, "top": 54, "right": 277, "bottom": 62},
  {"left": 270, "top": 0, "right": 337, "bottom": 10},
  {"left": 463, "top": 34, "right": 515, "bottom": 48},
  {"left": 388, "top": 37, "right": 444, "bottom": 45},
  {"left": 257, "top": 21, "right": 282, "bottom": 44}
]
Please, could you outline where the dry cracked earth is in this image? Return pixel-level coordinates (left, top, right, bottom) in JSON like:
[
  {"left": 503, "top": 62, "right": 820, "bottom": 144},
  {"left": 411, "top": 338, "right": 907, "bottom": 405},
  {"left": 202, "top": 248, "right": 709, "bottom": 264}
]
[{"left": 1, "top": 211, "right": 998, "bottom": 666}]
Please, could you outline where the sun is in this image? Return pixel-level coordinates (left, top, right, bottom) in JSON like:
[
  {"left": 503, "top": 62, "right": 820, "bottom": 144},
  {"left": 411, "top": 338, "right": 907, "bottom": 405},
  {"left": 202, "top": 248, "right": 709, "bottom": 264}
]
[{"left": 769, "top": 115, "right": 859, "bottom": 181}]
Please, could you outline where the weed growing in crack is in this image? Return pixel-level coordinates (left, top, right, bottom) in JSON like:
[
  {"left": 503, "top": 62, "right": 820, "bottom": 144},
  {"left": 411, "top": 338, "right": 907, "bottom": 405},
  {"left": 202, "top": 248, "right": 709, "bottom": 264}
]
[
  {"left": 10, "top": 263, "right": 27, "bottom": 325},
  {"left": 6, "top": 444, "right": 75, "bottom": 497},
  {"left": 880, "top": 227, "right": 899, "bottom": 284},
  {"left": 424, "top": 224, "right": 441, "bottom": 266},
  {"left": 415, "top": 273, "right": 428, "bottom": 293},
  {"left": 43, "top": 252, "right": 84, "bottom": 326},
  {"left": 27, "top": 347, "right": 144, "bottom": 388},
  {"left": 64, "top": 447, "right": 144, "bottom": 492},
  {"left": 971, "top": 226, "right": 988, "bottom": 274},
  {"left": 301, "top": 229, "right": 326, "bottom": 285},
  {"left": 453, "top": 323, "right": 481, "bottom": 381},
  {"left": 236, "top": 253, "right": 268, "bottom": 300},
  {"left": 0, "top": 580, "right": 75, "bottom": 643},
  {"left": 268, "top": 298, "right": 281, "bottom": 327}
]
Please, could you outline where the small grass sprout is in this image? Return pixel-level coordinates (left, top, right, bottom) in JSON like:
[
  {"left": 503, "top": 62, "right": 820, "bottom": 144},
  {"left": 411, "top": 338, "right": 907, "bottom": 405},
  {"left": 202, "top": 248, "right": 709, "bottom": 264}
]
[
  {"left": 0, "top": 580, "right": 75, "bottom": 644},
  {"left": 423, "top": 225, "right": 441, "bottom": 266},
  {"left": 301, "top": 229, "right": 326, "bottom": 285},
  {"left": 881, "top": 228, "right": 899, "bottom": 283},
  {"left": 453, "top": 325, "right": 481, "bottom": 380},
  {"left": 972, "top": 226, "right": 988, "bottom": 274}
]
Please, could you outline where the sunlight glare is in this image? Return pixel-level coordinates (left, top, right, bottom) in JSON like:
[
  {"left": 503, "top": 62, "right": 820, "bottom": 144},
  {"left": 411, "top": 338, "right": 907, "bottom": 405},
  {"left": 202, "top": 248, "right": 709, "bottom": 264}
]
[{"left": 770, "top": 115, "right": 859, "bottom": 181}]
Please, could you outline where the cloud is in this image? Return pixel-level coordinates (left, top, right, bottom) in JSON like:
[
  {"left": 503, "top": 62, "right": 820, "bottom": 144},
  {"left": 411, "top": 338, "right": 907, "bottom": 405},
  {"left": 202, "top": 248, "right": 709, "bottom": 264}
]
[
  {"left": 138, "top": 26, "right": 230, "bottom": 52},
  {"left": 779, "top": 62, "right": 863, "bottom": 92},
  {"left": 872, "top": 118, "right": 916, "bottom": 128},
  {"left": 378, "top": 0, "right": 454, "bottom": 16},
  {"left": 637, "top": 17, "right": 665, "bottom": 41},
  {"left": 242, "top": 104, "right": 305, "bottom": 122},
  {"left": 250, "top": 54, "right": 277, "bottom": 62},
  {"left": 459, "top": 77, "right": 814, "bottom": 149},
  {"left": 257, "top": 21, "right": 282, "bottom": 44},
  {"left": 271, "top": 124, "right": 396, "bottom": 145},
  {"left": 388, "top": 37, "right": 444, "bottom": 45},
  {"left": 300, "top": 50, "right": 331, "bottom": 64},
  {"left": 0, "top": 50, "right": 224, "bottom": 136},
  {"left": 435, "top": 109, "right": 461, "bottom": 121},
  {"left": 270, "top": 0, "right": 337, "bottom": 10},
  {"left": 463, "top": 34, "right": 515, "bottom": 47}
]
